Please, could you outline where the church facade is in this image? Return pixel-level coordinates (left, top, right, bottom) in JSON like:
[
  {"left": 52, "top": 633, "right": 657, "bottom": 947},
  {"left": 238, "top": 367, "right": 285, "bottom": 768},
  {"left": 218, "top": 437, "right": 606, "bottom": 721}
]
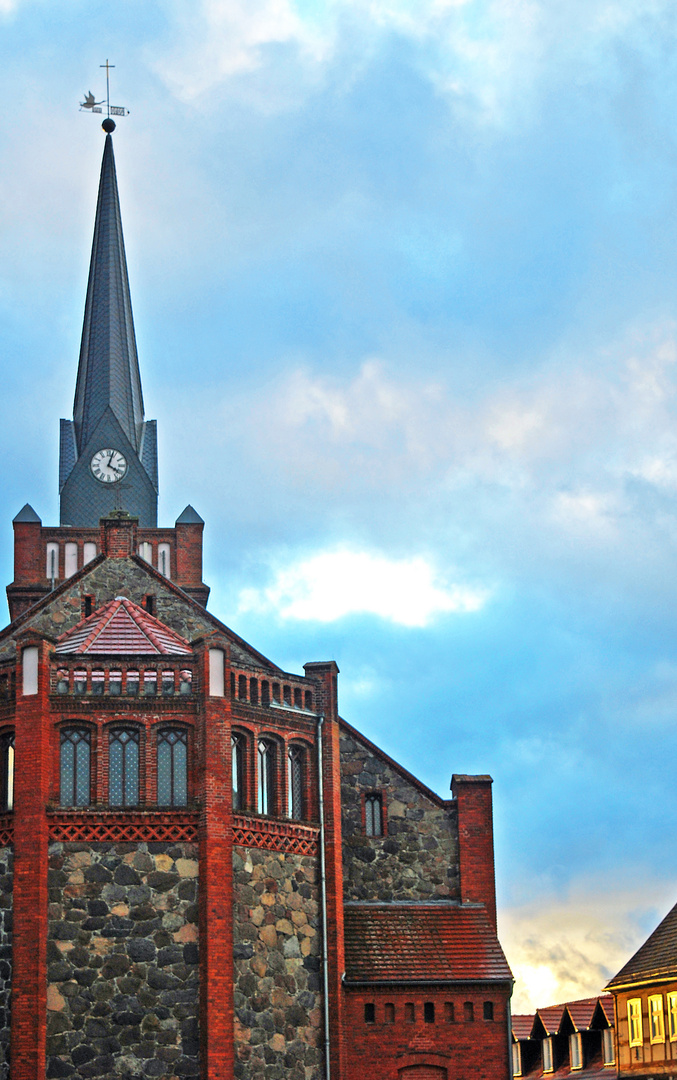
[{"left": 0, "top": 123, "right": 512, "bottom": 1080}]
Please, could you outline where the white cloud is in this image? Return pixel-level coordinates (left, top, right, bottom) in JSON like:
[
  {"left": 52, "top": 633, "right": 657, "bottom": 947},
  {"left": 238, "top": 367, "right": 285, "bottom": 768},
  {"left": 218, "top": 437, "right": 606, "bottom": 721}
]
[
  {"left": 502, "top": 875, "right": 677, "bottom": 1013},
  {"left": 237, "top": 549, "right": 489, "bottom": 625}
]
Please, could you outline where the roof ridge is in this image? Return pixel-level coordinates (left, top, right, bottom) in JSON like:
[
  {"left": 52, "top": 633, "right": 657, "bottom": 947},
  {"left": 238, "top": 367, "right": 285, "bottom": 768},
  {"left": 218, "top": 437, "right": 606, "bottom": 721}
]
[{"left": 119, "top": 598, "right": 161, "bottom": 653}]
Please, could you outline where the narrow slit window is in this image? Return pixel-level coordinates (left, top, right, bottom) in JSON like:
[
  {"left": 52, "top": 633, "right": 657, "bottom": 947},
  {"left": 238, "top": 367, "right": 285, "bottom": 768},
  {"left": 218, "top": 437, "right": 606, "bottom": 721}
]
[
  {"left": 109, "top": 729, "right": 140, "bottom": 807},
  {"left": 483, "top": 1001, "right": 494, "bottom": 1021},
  {"left": 294, "top": 687, "right": 302, "bottom": 709},
  {"left": 157, "top": 729, "right": 188, "bottom": 807},
  {"left": 232, "top": 734, "right": 244, "bottom": 812},
  {"left": 73, "top": 669, "right": 87, "bottom": 695},
  {"left": 250, "top": 679, "right": 259, "bottom": 705},
  {"left": 60, "top": 728, "right": 91, "bottom": 807},
  {"left": 365, "top": 793, "right": 383, "bottom": 837},
  {"left": 158, "top": 543, "right": 171, "bottom": 578},
  {"left": 424, "top": 1002, "right": 435, "bottom": 1023},
  {"left": 0, "top": 734, "right": 14, "bottom": 812},
  {"left": 91, "top": 670, "right": 104, "bottom": 696},
  {"left": 283, "top": 685, "right": 291, "bottom": 706},
  {"left": 288, "top": 746, "right": 305, "bottom": 820},
  {"left": 46, "top": 542, "right": 59, "bottom": 581},
  {"left": 304, "top": 690, "right": 313, "bottom": 711},
  {"left": 126, "top": 669, "right": 139, "bottom": 696},
  {"left": 261, "top": 681, "right": 270, "bottom": 706},
  {"left": 272, "top": 682, "right": 280, "bottom": 703},
  {"left": 162, "top": 670, "right": 175, "bottom": 696},
  {"left": 258, "top": 739, "right": 275, "bottom": 815},
  {"left": 109, "top": 670, "right": 122, "bottom": 696},
  {"left": 64, "top": 542, "right": 78, "bottom": 578},
  {"left": 179, "top": 669, "right": 192, "bottom": 695},
  {"left": 364, "top": 1003, "right": 375, "bottom": 1024},
  {"left": 238, "top": 674, "right": 247, "bottom": 701}
]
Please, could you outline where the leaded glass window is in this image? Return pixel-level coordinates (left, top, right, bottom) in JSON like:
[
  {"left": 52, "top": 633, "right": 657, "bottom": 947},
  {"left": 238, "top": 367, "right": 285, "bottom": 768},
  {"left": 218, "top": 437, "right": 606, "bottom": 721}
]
[
  {"left": 60, "top": 728, "right": 91, "bottom": 807},
  {"left": 258, "top": 739, "right": 275, "bottom": 815},
  {"left": 109, "top": 729, "right": 140, "bottom": 807},
  {"left": 365, "top": 793, "right": 383, "bottom": 837},
  {"left": 287, "top": 745, "right": 304, "bottom": 820},
  {"left": 157, "top": 729, "right": 188, "bottom": 807},
  {"left": 0, "top": 733, "right": 14, "bottom": 812},
  {"left": 232, "top": 734, "right": 244, "bottom": 812}
]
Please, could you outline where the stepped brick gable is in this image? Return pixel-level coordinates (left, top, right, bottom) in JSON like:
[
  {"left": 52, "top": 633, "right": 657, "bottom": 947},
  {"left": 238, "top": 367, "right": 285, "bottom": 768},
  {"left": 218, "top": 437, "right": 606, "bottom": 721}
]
[{"left": 0, "top": 119, "right": 513, "bottom": 1079}]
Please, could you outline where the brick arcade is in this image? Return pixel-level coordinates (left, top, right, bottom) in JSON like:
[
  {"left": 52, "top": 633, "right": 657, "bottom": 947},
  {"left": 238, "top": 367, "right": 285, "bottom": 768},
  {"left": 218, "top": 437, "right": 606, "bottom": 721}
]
[{"left": 0, "top": 121, "right": 513, "bottom": 1079}]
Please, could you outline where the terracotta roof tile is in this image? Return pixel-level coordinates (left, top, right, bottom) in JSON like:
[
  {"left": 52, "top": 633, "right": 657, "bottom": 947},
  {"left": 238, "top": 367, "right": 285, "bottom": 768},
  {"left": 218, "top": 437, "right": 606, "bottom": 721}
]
[
  {"left": 55, "top": 597, "right": 191, "bottom": 656},
  {"left": 565, "top": 996, "right": 613, "bottom": 1031},
  {"left": 536, "top": 1004, "right": 566, "bottom": 1035},
  {"left": 344, "top": 904, "right": 512, "bottom": 984},
  {"left": 607, "top": 901, "right": 677, "bottom": 988},
  {"left": 512, "top": 1014, "right": 535, "bottom": 1039}
]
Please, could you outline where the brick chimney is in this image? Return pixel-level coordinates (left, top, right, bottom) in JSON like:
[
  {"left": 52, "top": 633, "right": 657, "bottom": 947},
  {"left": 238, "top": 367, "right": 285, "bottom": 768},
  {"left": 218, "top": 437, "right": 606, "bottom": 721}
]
[{"left": 100, "top": 512, "right": 138, "bottom": 558}]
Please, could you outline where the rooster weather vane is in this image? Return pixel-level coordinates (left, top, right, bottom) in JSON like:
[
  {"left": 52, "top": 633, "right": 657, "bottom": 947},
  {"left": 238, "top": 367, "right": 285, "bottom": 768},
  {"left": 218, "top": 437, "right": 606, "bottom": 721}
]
[{"left": 80, "top": 60, "right": 129, "bottom": 128}]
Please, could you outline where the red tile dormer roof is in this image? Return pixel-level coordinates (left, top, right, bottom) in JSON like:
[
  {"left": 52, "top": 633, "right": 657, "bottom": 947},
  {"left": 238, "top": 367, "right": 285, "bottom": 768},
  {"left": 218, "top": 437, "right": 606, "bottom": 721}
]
[
  {"left": 343, "top": 903, "right": 512, "bottom": 984},
  {"left": 55, "top": 596, "right": 192, "bottom": 656}
]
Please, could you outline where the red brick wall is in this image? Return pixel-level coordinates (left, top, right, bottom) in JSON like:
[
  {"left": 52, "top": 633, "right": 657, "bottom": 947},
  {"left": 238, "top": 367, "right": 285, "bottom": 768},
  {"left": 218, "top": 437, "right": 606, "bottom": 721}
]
[
  {"left": 344, "top": 986, "right": 511, "bottom": 1080},
  {"left": 452, "top": 774, "right": 497, "bottom": 932}
]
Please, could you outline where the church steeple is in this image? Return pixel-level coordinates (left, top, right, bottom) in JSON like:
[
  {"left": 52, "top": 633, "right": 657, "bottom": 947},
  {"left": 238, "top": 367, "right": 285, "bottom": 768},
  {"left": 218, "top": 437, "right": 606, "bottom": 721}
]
[{"left": 59, "top": 125, "right": 158, "bottom": 527}]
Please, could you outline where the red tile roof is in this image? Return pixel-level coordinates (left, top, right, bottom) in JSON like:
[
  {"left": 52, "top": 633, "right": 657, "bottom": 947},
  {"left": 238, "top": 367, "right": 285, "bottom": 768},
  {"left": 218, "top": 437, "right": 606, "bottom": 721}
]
[
  {"left": 607, "top": 900, "right": 677, "bottom": 988},
  {"left": 535, "top": 1004, "right": 565, "bottom": 1035},
  {"left": 512, "top": 1014, "right": 535, "bottom": 1039},
  {"left": 343, "top": 904, "right": 512, "bottom": 984},
  {"left": 55, "top": 597, "right": 192, "bottom": 656},
  {"left": 565, "top": 995, "right": 613, "bottom": 1031}
]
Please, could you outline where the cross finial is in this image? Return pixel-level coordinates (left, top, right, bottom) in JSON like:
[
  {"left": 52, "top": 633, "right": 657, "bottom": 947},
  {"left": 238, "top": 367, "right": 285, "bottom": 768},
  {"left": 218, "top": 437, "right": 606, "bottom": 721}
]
[{"left": 100, "top": 59, "right": 115, "bottom": 119}]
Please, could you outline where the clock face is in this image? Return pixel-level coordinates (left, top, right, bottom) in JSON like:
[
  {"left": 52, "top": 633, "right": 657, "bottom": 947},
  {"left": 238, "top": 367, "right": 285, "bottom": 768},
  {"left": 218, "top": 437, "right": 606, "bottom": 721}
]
[{"left": 90, "top": 448, "right": 128, "bottom": 484}]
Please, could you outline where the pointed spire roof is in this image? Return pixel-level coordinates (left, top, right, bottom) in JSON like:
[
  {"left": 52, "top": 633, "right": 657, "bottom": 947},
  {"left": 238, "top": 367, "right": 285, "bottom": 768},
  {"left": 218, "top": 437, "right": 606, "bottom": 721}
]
[
  {"left": 55, "top": 596, "right": 192, "bottom": 656},
  {"left": 73, "top": 133, "right": 144, "bottom": 454}
]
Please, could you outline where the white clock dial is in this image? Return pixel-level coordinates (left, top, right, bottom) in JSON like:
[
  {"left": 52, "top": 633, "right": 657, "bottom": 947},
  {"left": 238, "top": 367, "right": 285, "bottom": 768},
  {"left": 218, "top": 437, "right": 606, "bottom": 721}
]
[{"left": 90, "top": 448, "right": 128, "bottom": 484}]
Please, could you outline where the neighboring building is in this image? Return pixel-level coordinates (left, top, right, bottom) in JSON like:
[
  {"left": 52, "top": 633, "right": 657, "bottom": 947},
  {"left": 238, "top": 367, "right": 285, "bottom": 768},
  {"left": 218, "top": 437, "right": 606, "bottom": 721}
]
[
  {"left": 0, "top": 121, "right": 513, "bottom": 1080},
  {"left": 606, "top": 900, "right": 677, "bottom": 1078},
  {"left": 512, "top": 996, "right": 616, "bottom": 1078}
]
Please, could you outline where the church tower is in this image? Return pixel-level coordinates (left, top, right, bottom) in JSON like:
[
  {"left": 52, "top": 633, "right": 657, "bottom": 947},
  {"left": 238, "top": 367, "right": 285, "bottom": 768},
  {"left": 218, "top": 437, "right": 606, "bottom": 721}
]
[
  {"left": 0, "top": 114, "right": 512, "bottom": 1080},
  {"left": 59, "top": 127, "right": 158, "bottom": 527}
]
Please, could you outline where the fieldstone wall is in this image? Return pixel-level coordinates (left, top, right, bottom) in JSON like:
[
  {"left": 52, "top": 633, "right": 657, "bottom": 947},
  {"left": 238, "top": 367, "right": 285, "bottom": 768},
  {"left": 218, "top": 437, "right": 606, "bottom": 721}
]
[
  {"left": 0, "top": 846, "right": 12, "bottom": 1080},
  {"left": 233, "top": 846, "right": 322, "bottom": 1080},
  {"left": 47, "top": 841, "right": 199, "bottom": 1079},
  {"left": 340, "top": 728, "right": 460, "bottom": 902}
]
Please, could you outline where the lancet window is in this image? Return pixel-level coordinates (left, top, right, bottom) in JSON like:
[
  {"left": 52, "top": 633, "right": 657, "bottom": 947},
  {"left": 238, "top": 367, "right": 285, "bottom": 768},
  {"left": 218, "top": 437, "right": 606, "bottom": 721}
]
[
  {"left": 109, "top": 729, "right": 140, "bottom": 807},
  {"left": 60, "top": 728, "right": 91, "bottom": 807},
  {"left": 157, "top": 729, "right": 188, "bottom": 807}
]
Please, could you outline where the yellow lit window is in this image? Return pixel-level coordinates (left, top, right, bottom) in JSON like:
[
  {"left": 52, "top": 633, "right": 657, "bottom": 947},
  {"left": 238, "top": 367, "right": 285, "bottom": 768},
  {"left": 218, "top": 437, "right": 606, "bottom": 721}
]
[
  {"left": 512, "top": 1043, "right": 522, "bottom": 1076},
  {"left": 628, "top": 998, "right": 643, "bottom": 1047},
  {"left": 649, "top": 995, "right": 665, "bottom": 1044},
  {"left": 569, "top": 1031, "right": 582, "bottom": 1069},
  {"left": 602, "top": 1027, "right": 615, "bottom": 1065},
  {"left": 668, "top": 993, "right": 677, "bottom": 1041},
  {"left": 542, "top": 1037, "right": 554, "bottom": 1073}
]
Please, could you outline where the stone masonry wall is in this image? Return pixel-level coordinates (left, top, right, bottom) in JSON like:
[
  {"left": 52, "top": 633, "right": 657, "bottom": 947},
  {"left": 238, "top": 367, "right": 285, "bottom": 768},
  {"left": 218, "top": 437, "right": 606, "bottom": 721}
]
[
  {"left": 0, "top": 847, "right": 11, "bottom": 1080},
  {"left": 232, "top": 846, "right": 322, "bottom": 1080},
  {"left": 47, "top": 841, "right": 199, "bottom": 1080},
  {"left": 340, "top": 727, "right": 460, "bottom": 902}
]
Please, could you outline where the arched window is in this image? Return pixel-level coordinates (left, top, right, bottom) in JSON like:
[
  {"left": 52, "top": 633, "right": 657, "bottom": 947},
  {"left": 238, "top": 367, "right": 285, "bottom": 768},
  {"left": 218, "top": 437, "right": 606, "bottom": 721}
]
[
  {"left": 238, "top": 674, "right": 247, "bottom": 701},
  {"left": 365, "top": 793, "right": 383, "bottom": 837},
  {"left": 158, "top": 543, "right": 171, "bottom": 578},
  {"left": 287, "top": 745, "right": 305, "bottom": 821},
  {"left": 258, "top": 739, "right": 275, "bottom": 815},
  {"left": 60, "top": 728, "right": 91, "bottom": 807},
  {"left": 157, "top": 729, "right": 188, "bottom": 807},
  {"left": 232, "top": 734, "right": 244, "bottom": 812},
  {"left": 0, "top": 733, "right": 14, "bottom": 812},
  {"left": 109, "top": 729, "right": 140, "bottom": 806}
]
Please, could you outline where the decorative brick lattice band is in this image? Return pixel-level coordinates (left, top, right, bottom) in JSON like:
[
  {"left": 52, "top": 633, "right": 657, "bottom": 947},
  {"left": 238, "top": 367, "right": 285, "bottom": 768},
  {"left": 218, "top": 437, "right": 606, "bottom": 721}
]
[
  {"left": 233, "top": 814, "right": 319, "bottom": 856},
  {"left": 0, "top": 815, "right": 13, "bottom": 847},
  {"left": 48, "top": 811, "right": 199, "bottom": 844}
]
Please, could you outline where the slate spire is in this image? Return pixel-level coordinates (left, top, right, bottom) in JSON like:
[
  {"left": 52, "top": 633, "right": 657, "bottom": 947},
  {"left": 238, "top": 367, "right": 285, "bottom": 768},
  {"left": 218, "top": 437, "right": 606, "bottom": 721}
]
[
  {"left": 73, "top": 132, "right": 144, "bottom": 454},
  {"left": 59, "top": 128, "right": 158, "bottom": 527}
]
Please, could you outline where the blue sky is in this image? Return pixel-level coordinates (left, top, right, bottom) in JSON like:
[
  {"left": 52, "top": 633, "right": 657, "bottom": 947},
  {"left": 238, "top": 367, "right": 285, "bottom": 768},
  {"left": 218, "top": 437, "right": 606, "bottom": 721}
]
[{"left": 2, "top": 0, "right": 677, "bottom": 1008}]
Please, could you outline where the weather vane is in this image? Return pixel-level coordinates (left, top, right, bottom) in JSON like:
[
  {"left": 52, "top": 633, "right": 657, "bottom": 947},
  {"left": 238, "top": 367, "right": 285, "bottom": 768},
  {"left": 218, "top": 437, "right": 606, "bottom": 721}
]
[{"left": 80, "top": 60, "right": 129, "bottom": 130}]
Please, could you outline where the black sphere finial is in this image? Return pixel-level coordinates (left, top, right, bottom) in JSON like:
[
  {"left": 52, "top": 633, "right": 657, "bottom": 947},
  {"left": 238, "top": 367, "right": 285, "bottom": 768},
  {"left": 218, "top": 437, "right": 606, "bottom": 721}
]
[{"left": 102, "top": 118, "right": 116, "bottom": 134}]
